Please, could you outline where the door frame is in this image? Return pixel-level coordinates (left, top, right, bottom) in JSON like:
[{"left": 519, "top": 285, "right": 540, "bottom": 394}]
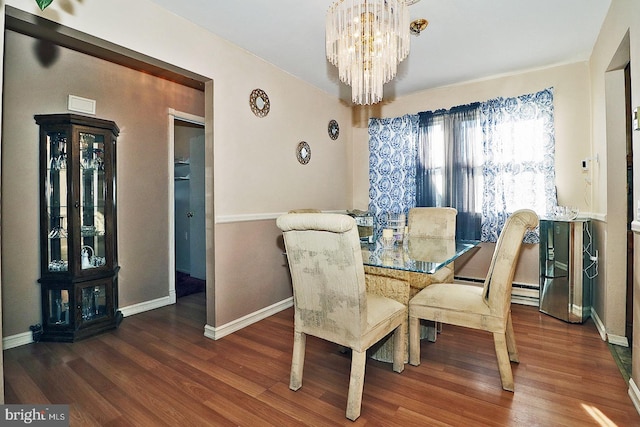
[{"left": 167, "top": 109, "right": 205, "bottom": 303}]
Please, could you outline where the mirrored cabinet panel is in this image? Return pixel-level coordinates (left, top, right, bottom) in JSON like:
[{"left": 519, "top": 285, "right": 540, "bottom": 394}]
[{"left": 35, "top": 114, "right": 121, "bottom": 342}]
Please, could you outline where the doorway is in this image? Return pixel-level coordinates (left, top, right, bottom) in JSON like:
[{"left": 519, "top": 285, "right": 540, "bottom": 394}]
[
  {"left": 624, "top": 63, "right": 634, "bottom": 345},
  {"left": 169, "top": 111, "right": 206, "bottom": 300}
]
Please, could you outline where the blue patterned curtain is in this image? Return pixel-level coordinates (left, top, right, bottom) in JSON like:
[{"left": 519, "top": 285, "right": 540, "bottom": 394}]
[
  {"left": 481, "top": 88, "right": 556, "bottom": 243},
  {"left": 368, "top": 114, "right": 418, "bottom": 236}
]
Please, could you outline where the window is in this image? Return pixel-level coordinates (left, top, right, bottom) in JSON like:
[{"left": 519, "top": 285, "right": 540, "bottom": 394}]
[
  {"left": 417, "top": 104, "right": 484, "bottom": 240},
  {"left": 370, "top": 88, "right": 556, "bottom": 243}
]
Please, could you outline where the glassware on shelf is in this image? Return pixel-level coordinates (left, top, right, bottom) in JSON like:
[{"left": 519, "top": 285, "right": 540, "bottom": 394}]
[{"left": 48, "top": 260, "right": 68, "bottom": 272}]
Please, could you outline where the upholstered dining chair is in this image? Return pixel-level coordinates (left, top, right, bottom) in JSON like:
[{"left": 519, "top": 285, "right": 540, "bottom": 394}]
[
  {"left": 364, "top": 207, "right": 458, "bottom": 353},
  {"left": 408, "top": 209, "right": 538, "bottom": 391},
  {"left": 406, "top": 207, "right": 458, "bottom": 286},
  {"left": 277, "top": 213, "right": 407, "bottom": 421},
  {"left": 365, "top": 207, "right": 457, "bottom": 295}
]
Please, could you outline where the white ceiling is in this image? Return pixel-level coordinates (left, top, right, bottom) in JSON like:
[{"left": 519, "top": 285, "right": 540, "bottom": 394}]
[{"left": 147, "top": 0, "right": 611, "bottom": 103}]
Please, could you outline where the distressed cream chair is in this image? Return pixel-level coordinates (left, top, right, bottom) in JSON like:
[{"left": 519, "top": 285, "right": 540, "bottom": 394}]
[
  {"left": 406, "top": 207, "right": 458, "bottom": 288},
  {"left": 277, "top": 213, "right": 407, "bottom": 421},
  {"left": 364, "top": 207, "right": 457, "bottom": 355},
  {"left": 408, "top": 209, "right": 538, "bottom": 391}
]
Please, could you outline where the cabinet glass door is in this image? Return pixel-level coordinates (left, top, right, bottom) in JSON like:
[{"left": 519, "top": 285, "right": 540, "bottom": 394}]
[
  {"left": 47, "top": 289, "right": 70, "bottom": 326},
  {"left": 45, "top": 130, "right": 69, "bottom": 272},
  {"left": 79, "top": 131, "right": 107, "bottom": 270},
  {"left": 80, "top": 284, "right": 107, "bottom": 321}
]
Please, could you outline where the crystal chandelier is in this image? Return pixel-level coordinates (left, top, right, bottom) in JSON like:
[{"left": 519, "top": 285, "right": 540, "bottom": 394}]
[{"left": 326, "top": 0, "right": 411, "bottom": 105}]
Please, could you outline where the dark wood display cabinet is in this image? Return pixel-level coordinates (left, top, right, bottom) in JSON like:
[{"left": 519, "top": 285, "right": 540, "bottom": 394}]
[{"left": 35, "top": 114, "right": 122, "bottom": 342}]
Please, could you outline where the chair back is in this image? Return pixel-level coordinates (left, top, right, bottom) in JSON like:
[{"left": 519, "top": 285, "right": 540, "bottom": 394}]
[
  {"left": 408, "top": 207, "right": 457, "bottom": 239},
  {"left": 482, "top": 210, "right": 539, "bottom": 318},
  {"left": 277, "top": 213, "right": 367, "bottom": 344}
]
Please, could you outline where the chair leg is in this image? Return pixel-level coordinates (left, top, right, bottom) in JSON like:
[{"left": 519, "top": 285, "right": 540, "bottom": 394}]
[
  {"left": 289, "top": 331, "right": 306, "bottom": 391},
  {"left": 392, "top": 324, "right": 405, "bottom": 373},
  {"left": 493, "top": 332, "right": 515, "bottom": 392},
  {"left": 409, "top": 315, "right": 421, "bottom": 366},
  {"left": 346, "top": 350, "right": 367, "bottom": 421},
  {"left": 505, "top": 312, "right": 519, "bottom": 363}
]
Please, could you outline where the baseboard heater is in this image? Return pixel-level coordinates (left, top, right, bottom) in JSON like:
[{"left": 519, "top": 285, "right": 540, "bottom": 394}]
[{"left": 454, "top": 276, "right": 540, "bottom": 307}]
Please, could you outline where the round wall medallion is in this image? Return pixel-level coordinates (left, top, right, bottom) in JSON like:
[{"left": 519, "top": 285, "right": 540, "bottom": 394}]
[
  {"left": 296, "top": 141, "right": 311, "bottom": 165},
  {"left": 328, "top": 119, "right": 339, "bottom": 140},
  {"left": 250, "top": 88, "right": 270, "bottom": 117}
]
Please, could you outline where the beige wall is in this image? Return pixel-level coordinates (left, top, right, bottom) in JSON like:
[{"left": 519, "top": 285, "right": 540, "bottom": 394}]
[
  {"left": 588, "top": 0, "right": 640, "bottom": 388},
  {"left": 0, "top": 0, "right": 352, "bottom": 340},
  {"left": 1, "top": 29, "right": 205, "bottom": 336}
]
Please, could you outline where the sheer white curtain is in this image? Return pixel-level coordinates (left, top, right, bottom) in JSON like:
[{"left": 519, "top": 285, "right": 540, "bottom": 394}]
[
  {"left": 481, "top": 88, "right": 556, "bottom": 243},
  {"left": 416, "top": 104, "right": 483, "bottom": 240}
]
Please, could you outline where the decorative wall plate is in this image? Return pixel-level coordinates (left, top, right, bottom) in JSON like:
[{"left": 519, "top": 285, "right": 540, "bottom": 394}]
[
  {"left": 296, "top": 141, "right": 311, "bottom": 165},
  {"left": 250, "top": 88, "right": 270, "bottom": 117},
  {"left": 328, "top": 119, "right": 339, "bottom": 140}
]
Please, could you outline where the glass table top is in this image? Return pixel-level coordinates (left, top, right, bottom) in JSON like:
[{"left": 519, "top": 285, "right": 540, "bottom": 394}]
[{"left": 361, "top": 238, "right": 480, "bottom": 274}]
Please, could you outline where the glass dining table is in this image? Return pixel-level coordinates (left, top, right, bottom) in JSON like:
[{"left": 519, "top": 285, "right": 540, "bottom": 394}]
[
  {"left": 361, "top": 238, "right": 480, "bottom": 274},
  {"left": 360, "top": 237, "right": 480, "bottom": 362}
]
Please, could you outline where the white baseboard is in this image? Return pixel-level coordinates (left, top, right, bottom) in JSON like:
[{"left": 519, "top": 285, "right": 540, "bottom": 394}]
[
  {"left": 609, "top": 334, "right": 630, "bottom": 347},
  {"left": 119, "top": 295, "right": 174, "bottom": 317},
  {"left": 591, "top": 308, "right": 607, "bottom": 341},
  {"left": 590, "top": 308, "right": 629, "bottom": 346},
  {"left": 2, "top": 331, "right": 33, "bottom": 350},
  {"left": 204, "top": 297, "right": 293, "bottom": 340},
  {"left": 629, "top": 379, "right": 640, "bottom": 416}
]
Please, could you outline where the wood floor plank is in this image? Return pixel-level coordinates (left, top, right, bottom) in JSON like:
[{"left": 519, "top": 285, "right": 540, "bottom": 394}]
[{"left": 4, "top": 292, "right": 640, "bottom": 426}]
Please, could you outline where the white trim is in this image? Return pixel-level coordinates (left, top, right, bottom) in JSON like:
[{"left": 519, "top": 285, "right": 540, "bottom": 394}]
[
  {"left": 590, "top": 308, "right": 608, "bottom": 341},
  {"left": 609, "top": 334, "right": 630, "bottom": 347},
  {"left": 629, "top": 379, "right": 640, "bottom": 416},
  {"left": 119, "top": 295, "right": 174, "bottom": 317},
  {"left": 577, "top": 212, "right": 606, "bottom": 222},
  {"left": 168, "top": 109, "right": 205, "bottom": 126},
  {"left": 2, "top": 331, "right": 33, "bottom": 350},
  {"left": 216, "top": 210, "right": 348, "bottom": 224},
  {"left": 204, "top": 297, "right": 293, "bottom": 340},
  {"left": 590, "top": 308, "right": 629, "bottom": 345},
  {"left": 216, "top": 212, "right": 282, "bottom": 224},
  {"left": 632, "top": 220, "right": 640, "bottom": 233}
]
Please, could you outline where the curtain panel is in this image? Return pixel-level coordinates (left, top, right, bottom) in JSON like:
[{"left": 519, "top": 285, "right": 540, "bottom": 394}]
[
  {"left": 368, "top": 114, "right": 418, "bottom": 236},
  {"left": 417, "top": 103, "right": 482, "bottom": 240},
  {"left": 480, "top": 88, "right": 556, "bottom": 243}
]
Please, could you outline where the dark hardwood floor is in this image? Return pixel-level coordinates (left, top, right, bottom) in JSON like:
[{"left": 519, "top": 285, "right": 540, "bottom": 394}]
[{"left": 4, "top": 293, "right": 640, "bottom": 426}]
